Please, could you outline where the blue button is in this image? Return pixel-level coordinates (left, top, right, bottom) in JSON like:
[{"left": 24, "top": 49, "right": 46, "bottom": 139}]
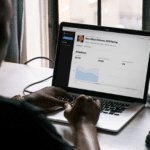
[{"left": 63, "top": 36, "right": 73, "bottom": 40}]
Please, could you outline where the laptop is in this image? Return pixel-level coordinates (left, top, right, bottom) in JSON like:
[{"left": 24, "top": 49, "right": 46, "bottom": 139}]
[{"left": 47, "top": 22, "right": 150, "bottom": 133}]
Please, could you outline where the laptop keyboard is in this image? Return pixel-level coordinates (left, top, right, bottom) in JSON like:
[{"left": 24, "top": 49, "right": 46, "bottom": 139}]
[
  {"left": 100, "top": 99, "right": 130, "bottom": 116},
  {"left": 57, "top": 95, "right": 130, "bottom": 116}
]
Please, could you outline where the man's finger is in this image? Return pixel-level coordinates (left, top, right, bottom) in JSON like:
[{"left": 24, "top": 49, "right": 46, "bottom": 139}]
[
  {"left": 55, "top": 88, "right": 73, "bottom": 100},
  {"left": 95, "top": 99, "right": 101, "bottom": 108},
  {"left": 64, "top": 103, "right": 72, "bottom": 112},
  {"left": 64, "top": 103, "right": 72, "bottom": 121},
  {"left": 51, "top": 97, "right": 67, "bottom": 107},
  {"left": 72, "top": 94, "right": 86, "bottom": 107}
]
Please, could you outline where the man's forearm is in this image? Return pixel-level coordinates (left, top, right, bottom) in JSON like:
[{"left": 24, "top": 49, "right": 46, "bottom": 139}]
[{"left": 74, "top": 120, "right": 100, "bottom": 150}]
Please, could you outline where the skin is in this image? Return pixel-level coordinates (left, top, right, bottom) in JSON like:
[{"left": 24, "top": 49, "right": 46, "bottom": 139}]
[
  {"left": 23, "top": 86, "right": 73, "bottom": 110},
  {"left": 64, "top": 95, "right": 101, "bottom": 150},
  {"left": 0, "top": 1, "right": 101, "bottom": 149}
]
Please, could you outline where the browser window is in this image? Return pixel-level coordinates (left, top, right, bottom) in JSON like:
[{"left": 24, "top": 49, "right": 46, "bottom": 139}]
[{"left": 61, "top": 27, "right": 150, "bottom": 99}]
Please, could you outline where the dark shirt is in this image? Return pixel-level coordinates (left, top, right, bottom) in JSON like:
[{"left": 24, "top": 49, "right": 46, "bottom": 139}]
[{"left": 0, "top": 96, "right": 73, "bottom": 150}]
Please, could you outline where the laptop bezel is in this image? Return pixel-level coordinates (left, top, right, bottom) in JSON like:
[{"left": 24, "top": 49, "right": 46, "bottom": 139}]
[{"left": 52, "top": 22, "right": 150, "bottom": 104}]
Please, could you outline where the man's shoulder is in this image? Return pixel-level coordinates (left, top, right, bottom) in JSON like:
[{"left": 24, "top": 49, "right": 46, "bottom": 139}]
[{"left": 0, "top": 96, "right": 46, "bottom": 118}]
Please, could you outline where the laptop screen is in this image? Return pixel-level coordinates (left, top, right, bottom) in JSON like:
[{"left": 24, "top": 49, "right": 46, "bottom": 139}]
[{"left": 53, "top": 22, "right": 150, "bottom": 102}]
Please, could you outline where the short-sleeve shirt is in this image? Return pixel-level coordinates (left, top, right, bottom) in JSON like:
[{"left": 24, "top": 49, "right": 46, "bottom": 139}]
[{"left": 0, "top": 96, "right": 74, "bottom": 150}]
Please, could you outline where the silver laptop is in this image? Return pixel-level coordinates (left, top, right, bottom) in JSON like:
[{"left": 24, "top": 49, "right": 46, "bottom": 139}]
[{"left": 48, "top": 22, "right": 150, "bottom": 133}]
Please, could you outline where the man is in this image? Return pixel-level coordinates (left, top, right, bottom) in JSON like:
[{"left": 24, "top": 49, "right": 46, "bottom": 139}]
[{"left": 0, "top": 0, "right": 101, "bottom": 149}]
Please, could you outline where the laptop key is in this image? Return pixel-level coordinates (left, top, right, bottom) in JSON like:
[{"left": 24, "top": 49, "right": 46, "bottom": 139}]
[
  {"left": 57, "top": 96, "right": 74, "bottom": 103},
  {"left": 114, "top": 114, "right": 119, "bottom": 116},
  {"left": 103, "top": 112, "right": 108, "bottom": 114},
  {"left": 109, "top": 112, "right": 114, "bottom": 115}
]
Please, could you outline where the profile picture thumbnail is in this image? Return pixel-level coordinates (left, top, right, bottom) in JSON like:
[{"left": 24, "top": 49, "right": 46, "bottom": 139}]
[{"left": 77, "top": 35, "right": 84, "bottom": 42}]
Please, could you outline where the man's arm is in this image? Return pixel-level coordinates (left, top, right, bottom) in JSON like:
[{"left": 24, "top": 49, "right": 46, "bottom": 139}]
[
  {"left": 74, "top": 119, "right": 100, "bottom": 150},
  {"left": 64, "top": 96, "right": 101, "bottom": 150}
]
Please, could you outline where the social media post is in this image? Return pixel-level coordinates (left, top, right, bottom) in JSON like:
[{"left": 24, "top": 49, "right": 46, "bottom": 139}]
[{"left": 66, "top": 29, "right": 149, "bottom": 99}]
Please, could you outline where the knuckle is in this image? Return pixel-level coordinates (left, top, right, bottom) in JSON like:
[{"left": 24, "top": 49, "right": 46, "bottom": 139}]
[
  {"left": 77, "top": 95, "right": 87, "bottom": 102},
  {"left": 96, "top": 99, "right": 101, "bottom": 104},
  {"left": 79, "top": 95, "right": 86, "bottom": 99},
  {"left": 87, "top": 96, "right": 93, "bottom": 101},
  {"left": 86, "top": 96, "right": 93, "bottom": 104}
]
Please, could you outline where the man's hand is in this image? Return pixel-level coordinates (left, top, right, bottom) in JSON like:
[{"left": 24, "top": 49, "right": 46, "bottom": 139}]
[
  {"left": 23, "top": 86, "right": 73, "bottom": 110},
  {"left": 64, "top": 95, "right": 101, "bottom": 127},
  {"left": 64, "top": 95, "right": 101, "bottom": 150}
]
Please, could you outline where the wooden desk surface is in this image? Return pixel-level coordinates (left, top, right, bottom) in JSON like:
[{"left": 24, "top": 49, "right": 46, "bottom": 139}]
[{"left": 0, "top": 62, "right": 150, "bottom": 150}]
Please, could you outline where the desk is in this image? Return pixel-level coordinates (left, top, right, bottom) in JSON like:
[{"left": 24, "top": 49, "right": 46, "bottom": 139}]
[{"left": 0, "top": 62, "right": 150, "bottom": 150}]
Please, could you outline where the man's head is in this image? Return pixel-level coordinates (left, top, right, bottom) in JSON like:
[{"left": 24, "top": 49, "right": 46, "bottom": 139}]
[{"left": 0, "top": 0, "right": 12, "bottom": 65}]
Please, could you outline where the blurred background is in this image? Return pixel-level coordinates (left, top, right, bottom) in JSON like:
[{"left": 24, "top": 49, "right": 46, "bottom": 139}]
[{"left": 59, "top": 0, "right": 142, "bottom": 30}]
